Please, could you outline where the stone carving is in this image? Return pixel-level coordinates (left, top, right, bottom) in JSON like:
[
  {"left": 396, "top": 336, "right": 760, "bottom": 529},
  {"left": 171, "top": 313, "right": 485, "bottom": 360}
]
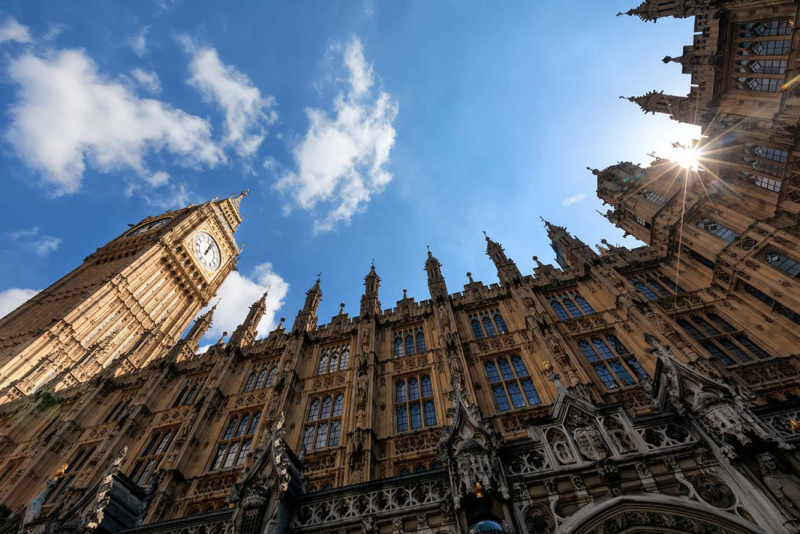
[
  {"left": 547, "top": 428, "right": 576, "bottom": 465},
  {"left": 604, "top": 417, "right": 636, "bottom": 454},
  {"left": 524, "top": 504, "right": 555, "bottom": 533},
  {"left": 692, "top": 474, "right": 734, "bottom": 509},
  {"left": 647, "top": 333, "right": 790, "bottom": 458},
  {"left": 759, "top": 452, "right": 800, "bottom": 519}
]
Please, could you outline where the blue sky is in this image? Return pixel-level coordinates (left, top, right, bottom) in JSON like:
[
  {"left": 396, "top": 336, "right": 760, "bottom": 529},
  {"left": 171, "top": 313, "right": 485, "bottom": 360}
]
[{"left": 0, "top": 1, "right": 699, "bottom": 344}]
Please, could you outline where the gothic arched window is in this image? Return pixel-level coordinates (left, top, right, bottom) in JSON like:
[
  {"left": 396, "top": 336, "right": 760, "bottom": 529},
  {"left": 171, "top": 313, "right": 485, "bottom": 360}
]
[
  {"left": 549, "top": 299, "right": 569, "bottom": 320},
  {"left": 562, "top": 296, "right": 581, "bottom": 318},
  {"left": 677, "top": 312, "right": 770, "bottom": 366},
  {"left": 634, "top": 282, "right": 659, "bottom": 301},
  {"left": 302, "top": 394, "right": 343, "bottom": 451},
  {"left": 484, "top": 356, "right": 541, "bottom": 412},
  {"left": 394, "top": 335, "right": 403, "bottom": 357},
  {"left": 210, "top": 412, "right": 259, "bottom": 471},
  {"left": 340, "top": 347, "right": 350, "bottom": 369},
  {"left": 471, "top": 316, "right": 484, "bottom": 339},
  {"left": 578, "top": 335, "right": 645, "bottom": 389},
  {"left": 130, "top": 430, "right": 174, "bottom": 485},
  {"left": 329, "top": 352, "right": 339, "bottom": 373},
  {"left": 416, "top": 330, "right": 426, "bottom": 352},
  {"left": 482, "top": 314, "right": 497, "bottom": 337},
  {"left": 492, "top": 310, "right": 509, "bottom": 334},
  {"left": 317, "top": 354, "right": 329, "bottom": 376},
  {"left": 255, "top": 369, "right": 267, "bottom": 389},
  {"left": 243, "top": 372, "right": 256, "bottom": 393},
  {"left": 395, "top": 374, "right": 436, "bottom": 432},
  {"left": 573, "top": 293, "right": 595, "bottom": 315},
  {"left": 405, "top": 334, "right": 415, "bottom": 356},
  {"left": 266, "top": 366, "right": 277, "bottom": 386}
]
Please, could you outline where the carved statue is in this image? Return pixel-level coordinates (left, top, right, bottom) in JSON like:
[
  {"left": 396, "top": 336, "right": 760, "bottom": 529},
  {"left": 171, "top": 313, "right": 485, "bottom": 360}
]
[{"left": 759, "top": 453, "right": 800, "bottom": 519}]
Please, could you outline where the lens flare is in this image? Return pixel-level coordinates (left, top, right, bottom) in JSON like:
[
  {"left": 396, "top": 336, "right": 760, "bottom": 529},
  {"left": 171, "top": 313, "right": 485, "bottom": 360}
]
[{"left": 667, "top": 142, "right": 700, "bottom": 171}]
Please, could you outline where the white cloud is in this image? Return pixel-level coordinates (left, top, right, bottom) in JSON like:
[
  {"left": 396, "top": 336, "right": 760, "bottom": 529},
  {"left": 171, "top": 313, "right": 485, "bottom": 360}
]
[
  {"left": 43, "top": 23, "right": 66, "bottom": 41},
  {"left": 8, "top": 226, "right": 61, "bottom": 256},
  {"left": 0, "top": 17, "right": 32, "bottom": 45},
  {"left": 201, "top": 262, "right": 289, "bottom": 341},
  {"left": 131, "top": 68, "right": 161, "bottom": 94},
  {"left": 561, "top": 193, "right": 587, "bottom": 206},
  {"left": 142, "top": 181, "right": 194, "bottom": 210},
  {"left": 33, "top": 236, "right": 62, "bottom": 256},
  {"left": 0, "top": 288, "right": 38, "bottom": 319},
  {"left": 5, "top": 48, "right": 225, "bottom": 195},
  {"left": 182, "top": 40, "right": 277, "bottom": 158},
  {"left": 276, "top": 36, "right": 398, "bottom": 233},
  {"left": 130, "top": 26, "right": 149, "bottom": 57}
]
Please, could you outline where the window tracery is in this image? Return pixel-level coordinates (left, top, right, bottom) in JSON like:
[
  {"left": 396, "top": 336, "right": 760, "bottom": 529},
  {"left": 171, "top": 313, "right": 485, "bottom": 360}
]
[
  {"left": 547, "top": 291, "right": 595, "bottom": 320},
  {"left": 577, "top": 334, "right": 647, "bottom": 389},
  {"left": 468, "top": 309, "right": 509, "bottom": 340},
  {"left": 47, "top": 444, "right": 97, "bottom": 502},
  {"left": 764, "top": 250, "right": 800, "bottom": 278},
  {"left": 210, "top": 411, "right": 261, "bottom": 471},
  {"left": 173, "top": 376, "right": 204, "bottom": 407},
  {"left": 484, "top": 355, "right": 541, "bottom": 412},
  {"left": 243, "top": 363, "right": 277, "bottom": 391},
  {"left": 317, "top": 344, "right": 350, "bottom": 374},
  {"left": 677, "top": 312, "right": 771, "bottom": 366},
  {"left": 303, "top": 393, "right": 344, "bottom": 450},
  {"left": 393, "top": 327, "right": 426, "bottom": 357},
  {"left": 735, "top": 20, "right": 791, "bottom": 93},
  {"left": 395, "top": 374, "right": 437, "bottom": 432},
  {"left": 131, "top": 429, "right": 175, "bottom": 485},
  {"left": 628, "top": 272, "right": 680, "bottom": 300},
  {"left": 640, "top": 189, "right": 668, "bottom": 207}
]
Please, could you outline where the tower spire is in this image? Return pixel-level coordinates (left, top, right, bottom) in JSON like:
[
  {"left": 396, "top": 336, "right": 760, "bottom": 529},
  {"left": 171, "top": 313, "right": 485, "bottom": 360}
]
[
  {"left": 484, "top": 232, "right": 522, "bottom": 286},
  {"left": 229, "top": 287, "right": 268, "bottom": 348},
  {"left": 425, "top": 247, "right": 448, "bottom": 301},
  {"left": 292, "top": 275, "right": 322, "bottom": 334},
  {"left": 361, "top": 262, "right": 381, "bottom": 318}
]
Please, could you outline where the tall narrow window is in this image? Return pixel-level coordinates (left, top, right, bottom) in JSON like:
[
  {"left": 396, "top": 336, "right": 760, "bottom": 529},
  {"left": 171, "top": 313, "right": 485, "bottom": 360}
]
[
  {"left": 742, "top": 282, "right": 800, "bottom": 325},
  {"left": 677, "top": 311, "right": 771, "bottom": 365},
  {"left": 394, "top": 329, "right": 426, "bottom": 356},
  {"left": 131, "top": 429, "right": 174, "bottom": 485},
  {"left": 492, "top": 310, "right": 509, "bottom": 334},
  {"left": 317, "top": 345, "right": 351, "bottom": 373},
  {"left": 242, "top": 373, "right": 256, "bottom": 393},
  {"left": 548, "top": 291, "right": 593, "bottom": 320},
  {"left": 302, "top": 393, "right": 344, "bottom": 450},
  {"left": 484, "top": 356, "right": 541, "bottom": 412},
  {"left": 735, "top": 20, "right": 791, "bottom": 93},
  {"left": 329, "top": 351, "right": 339, "bottom": 373},
  {"left": 482, "top": 315, "right": 496, "bottom": 337},
  {"left": 697, "top": 218, "right": 739, "bottom": 242},
  {"left": 317, "top": 354, "right": 329, "bottom": 375},
  {"left": 395, "top": 374, "right": 437, "bottom": 432},
  {"left": 578, "top": 335, "right": 647, "bottom": 389},
  {"left": 266, "top": 366, "right": 277, "bottom": 386},
  {"left": 640, "top": 190, "right": 668, "bottom": 207},
  {"left": 471, "top": 317, "right": 485, "bottom": 339},
  {"left": 210, "top": 412, "right": 260, "bottom": 470},
  {"left": 47, "top": 444, "right": 97, "bottom": 503},
  {"left": 254, "top": 369, "right": 268, "bottom": 389},
  {"left": 339, "top": 347, "right": 350, "bottom": 370}
]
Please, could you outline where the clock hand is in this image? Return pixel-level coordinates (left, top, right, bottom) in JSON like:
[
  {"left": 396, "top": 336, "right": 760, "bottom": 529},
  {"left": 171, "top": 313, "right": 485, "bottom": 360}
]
[{"left": 204, "top": 245, "right": 212, "bottom": 256}]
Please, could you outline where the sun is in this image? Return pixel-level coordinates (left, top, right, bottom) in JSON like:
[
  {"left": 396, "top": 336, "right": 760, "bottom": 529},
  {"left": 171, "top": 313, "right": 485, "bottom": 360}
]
[{"left": 666, "top": 142, "right": 701, "bottom": 172}]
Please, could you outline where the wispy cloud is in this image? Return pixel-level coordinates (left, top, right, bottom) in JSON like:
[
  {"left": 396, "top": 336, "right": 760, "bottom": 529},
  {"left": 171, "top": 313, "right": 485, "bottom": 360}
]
[
  {"left": 0, "top": 17, "right": 32, "bottom": 45},
  {"left": 129, "top": 26, "right": 149, "bottom": 57},
  {"left": 276, "top": 36, "right": 398, "bottom": 233},
  {"left": 561, "top": 193, "right": 586, "bottom": 206},
  {"left": 0, "top": 288, "right": 39, "bottom": 319},
  {"left": 8, "top": 226, "right": 62, "bottom": 256},
  {"left": 200, "top": 262, "right": 289, "bottom": 341},
  {"left": 131, "top": 68, "right": 161, "bottom": 94},
  {"left": 5, "top": 47, "right": 225, "bottom": 195},
  {"left": 181, "top": 37, "right": 277, "bottom": 158}
]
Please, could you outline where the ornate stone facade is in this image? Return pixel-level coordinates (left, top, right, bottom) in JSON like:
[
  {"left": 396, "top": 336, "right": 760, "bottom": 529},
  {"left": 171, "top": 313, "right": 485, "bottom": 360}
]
[{"left": 3, "top": 1, "right": 800, "bottom": 533}]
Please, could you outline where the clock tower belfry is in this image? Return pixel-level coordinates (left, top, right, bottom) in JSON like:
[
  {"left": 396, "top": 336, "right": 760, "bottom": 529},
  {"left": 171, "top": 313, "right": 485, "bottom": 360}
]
[{"left": 0, "top": 191, "right": 247, "bottom": 401}]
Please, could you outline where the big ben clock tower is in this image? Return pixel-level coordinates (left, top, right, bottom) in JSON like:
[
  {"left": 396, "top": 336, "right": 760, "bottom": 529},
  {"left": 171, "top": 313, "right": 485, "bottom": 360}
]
[{"left": 0, "top": 191, "right": 247, "bottom": 401}]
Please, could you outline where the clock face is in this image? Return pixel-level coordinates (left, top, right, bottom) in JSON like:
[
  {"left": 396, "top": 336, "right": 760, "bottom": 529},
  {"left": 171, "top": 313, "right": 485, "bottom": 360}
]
[
  {"left": 126, "top": 217, "right": 171, "bottom": 237},
  {"left": 193, "top": 231, "right": 221, "bottom": 272}
]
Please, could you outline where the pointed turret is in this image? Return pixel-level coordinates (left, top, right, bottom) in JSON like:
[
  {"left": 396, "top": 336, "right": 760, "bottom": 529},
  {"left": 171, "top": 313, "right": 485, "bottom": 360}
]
[
  {"left": 620, "top": 92, "right": 693, "bottom": 123},
  {"left": 425, "top": 247, "right": 449, "bottom": 301},
  {"left": 542, "top": 218, "right": 595, "bottom": 270},
  {"left": 229, "top": 288, "right": 268, "bottom": 348},
  {"left": 360, "top": 262, "right": 381, "bottom": 318},
  {"left": 484, "top": 232, "right": 522, "bottom": 287},
  {"left": 617, "top": 0, "right": 707, "bottom": 22},
  {"left": 292, "top": 275, "right": 322, "bottom": 334},
  {"left": 185, "top": 305, "right": 216, "bottom": 349}
]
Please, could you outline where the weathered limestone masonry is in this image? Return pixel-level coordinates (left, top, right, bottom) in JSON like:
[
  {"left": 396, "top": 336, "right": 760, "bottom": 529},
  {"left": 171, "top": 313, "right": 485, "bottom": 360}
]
[{"left": 3, "top": 1, "right": 800, "bottom": 532}]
